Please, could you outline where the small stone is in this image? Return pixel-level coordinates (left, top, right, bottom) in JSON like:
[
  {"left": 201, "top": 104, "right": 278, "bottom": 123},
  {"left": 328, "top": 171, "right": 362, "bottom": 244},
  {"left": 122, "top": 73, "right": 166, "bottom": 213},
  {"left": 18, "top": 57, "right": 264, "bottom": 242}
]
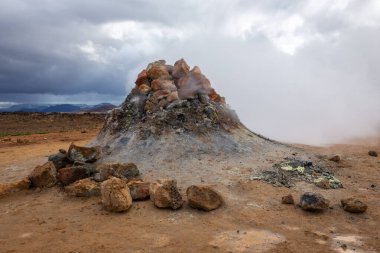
[
  {"left": 329, "top": 155, "right": 341, "bottom": 162},
  {"left": 281, "top": 194, "right": 294, "bottom": 204},
  {"left": 299, "top": 192, "right": 330, "bottom": 211},
  {"left": 67, "top": 143, "right": 100, "bottom": 163},
  {"left": 101, "top": 177, "right": 132, "bottom": 212},
  {"left": 149, "top": 179, "right": 183, "bottom": 210},
  {"left": 314, "top": 177, "right": 331, "bottom": 189},
  {"left": 127, "top": 181, "right": 150, "bottom": 200},
  {"left": 96, "top": 163, "right": 139, "bottom": 181},
  {"left": 29, "top": 162, "right": 57, "bottom": 188},
  {"left": 368, "top": 150, "right": 378, "bottom": 157},
  {"left": 186, "top": 185, "right": 223, "bottom": 211},
  {"left": 65, "top": 178, "right": 100, "bottom": 197},
  {"left": 341, "top": 198, "right": 367, "bottom": 213},
  {"left": 48, "top": 152, "right": 70, "bottom": 170}
]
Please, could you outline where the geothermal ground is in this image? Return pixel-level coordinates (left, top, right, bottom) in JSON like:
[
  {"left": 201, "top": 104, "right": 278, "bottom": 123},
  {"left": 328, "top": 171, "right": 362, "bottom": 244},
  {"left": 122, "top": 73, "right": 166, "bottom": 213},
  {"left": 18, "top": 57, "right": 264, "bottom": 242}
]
[{"left": 0, "top": 113, "right": 379, "bottom": 253}]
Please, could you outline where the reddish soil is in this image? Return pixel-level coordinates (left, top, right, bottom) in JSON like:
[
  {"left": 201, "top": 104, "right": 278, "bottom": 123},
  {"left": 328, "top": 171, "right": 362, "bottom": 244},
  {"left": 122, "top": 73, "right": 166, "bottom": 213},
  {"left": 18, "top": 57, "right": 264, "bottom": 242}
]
[{"left": 0, "top": 114, "right": 379, "bottom": 253}]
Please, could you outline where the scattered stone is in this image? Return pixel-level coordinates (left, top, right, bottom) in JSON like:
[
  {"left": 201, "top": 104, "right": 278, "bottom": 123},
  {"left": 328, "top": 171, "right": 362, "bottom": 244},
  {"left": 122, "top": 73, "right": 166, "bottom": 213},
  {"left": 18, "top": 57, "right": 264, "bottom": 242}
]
[
  {"left": 127, "top": 180, "right": 150, "bottom": 200},
  {"left": 329, "top": 155, "right": 341, "bottom": 162},
  {"left": 314, "top": 177, "right": 331, "bottom": 189},
  {"left": 149, "top": 179, "right": 183, "bottom": 209},
  {"left": 96, "top": 163, "right": 139, "bottom": 181},
  {"left": 57, "top": 163, "right": 95, "bottom": 186},
  {"left": 48, "top": 152, "right": 70, "bottom": 170},
  {"left": 65, "top": 178, "right": 100, "bottom": 197},
  {"left": 186, "top": 185, "right": 223, "bottom": 211},
  {"left": 29, "top": 161, "right": 57, "bottom": 188},
  {"left": 341, "top": 198, "right": 367, "bottom": 213},
  {"left": 368, "top": 150, "right": 378, "bottom": 157},
  {"left": 101, "top": 177, "right": 132, "bottom": 212},
  {"left": 67, "top": 143, "right": 100, "bottom": 163},
  {"left": 0, "top": 178, "right": 31, "bottom": 198},
  {"left": 299, "top": 192, "right": 330, "bottom": 211},
  {"left": 281, "top": 194, "right": 294, "bottom": 204}
]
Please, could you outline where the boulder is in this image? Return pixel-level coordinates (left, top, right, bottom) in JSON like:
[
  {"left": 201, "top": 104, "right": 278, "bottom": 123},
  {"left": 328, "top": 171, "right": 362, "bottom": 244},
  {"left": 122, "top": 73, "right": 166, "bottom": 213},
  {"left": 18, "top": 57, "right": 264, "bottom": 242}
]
[
  {"left": 368, "top": 150, "right": 378, "bottom": 157},
  {"left": 149, "top": 179, "right": 183, "bottom": 209},
  {"left": 0, "top": 178, "right": 31, "bottom": 198},
  {"left": 101, "top": 177, "right": 132, "bottom": 212},
  {"left": 57, "top": 162, "right": 95, "bottom": 186},
  {"left": 329, "top": 155, "right": 341, "bottom": 162},
  {"left": 135, "top": 70, "right": 148, "bottom": 86},
  {"left": 281, "top": 194, "right": 295, "bottom": 204},
  {"left": 48, "top": 152, "right": 70, "bottom": 170},
  {"left": 67, "top": 143, "right": 100, "bottom": 163},
  {"left": 96, "top": 163, "right": 139, "bottom": 181},
  {"left": 65, "top": 178, "right": 100, "bottom": 197},
  {"left": 29, "top": 161, "right": 57, "bottom": 188},
  {"left": 146, "top": 64, "right": 170, "bottom": 80},
  {"left": 172, "top": 59, "right": 190, "bottom": 80},
  {"left": 127, "top": 180, "right": 150, "bottom": 200},
  {"left": 341, "top": 198, "right": 367, "bottom": 213},
  {"left": 299, "top": 192, "right": 330, "bottom": 211},
  {"left": 186, "top": 185, "right": 223, "bottom": 211}
]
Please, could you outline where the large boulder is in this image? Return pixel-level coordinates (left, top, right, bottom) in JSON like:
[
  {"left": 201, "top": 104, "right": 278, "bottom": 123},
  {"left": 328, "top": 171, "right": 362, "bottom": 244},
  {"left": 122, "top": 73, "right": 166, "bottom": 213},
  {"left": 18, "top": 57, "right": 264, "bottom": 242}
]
[
  {"left": 29, "top": 162, "right": 57, "bottom": 188},
  {"left": 186, "top": 185, "right": 223, "bottom": 211},
  {"left": 65, "top": 178, "right": 100, "bottom": 197},
  {"left": 149, "top": 179, "right": 183, "bottom": 210},
  {"left": 341, "top": 198, "right": 367, "bottom": 213},
  {"left": 67, "top": 143, "right": 100, "bottom": 163},
  {"left": 57, "top": 162, "right": 95, "bottom": 186},
  {"left": 96, "top": 163, "right": 139, "bottom": 181},
  {"left": 127, "top": 180, "right": 150, "bottom": 200},
  {"left": 299, "top": 192, "right": 330, "bottom": 211},
  {"left": 48, "top": 152, "right": 70, "bottom": 170},
  {"left": 101, "top": 177, "right": 133, "bottom": 212}
]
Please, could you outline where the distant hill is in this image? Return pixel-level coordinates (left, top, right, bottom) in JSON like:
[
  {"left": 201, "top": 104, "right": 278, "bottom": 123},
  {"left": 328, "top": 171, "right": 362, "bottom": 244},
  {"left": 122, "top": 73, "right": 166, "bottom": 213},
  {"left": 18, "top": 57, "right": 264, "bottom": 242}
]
[{"left": 0, "top": 103, "right": 116, "bottom": 113}]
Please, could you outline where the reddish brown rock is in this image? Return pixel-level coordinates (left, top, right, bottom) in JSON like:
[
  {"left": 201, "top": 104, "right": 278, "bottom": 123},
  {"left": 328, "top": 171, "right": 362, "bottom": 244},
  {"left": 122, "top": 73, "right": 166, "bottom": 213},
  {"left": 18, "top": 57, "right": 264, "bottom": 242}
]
[
  {"left": 190, "top": 66, "right": 202, "bottom": 74},
  {"left": 329, "top": 155, "right": 341, "bottom": 162},
  {"left": 127, "top": 181, "right": 150, "bottom": 200},
  {"left": 341, "top": 198, "right": 367, "bottom": 213},
  {"left": 149, "top": 179, "right": 183, "bottom": 209},
  {"left": 138, "top": 84, "right": 151, "bottom": 95},
  {"left": 281, "top": 194, "right": 294, "bottom": 204},
  {"left": 147, "top": 64, "right": 170, "bottom": 80},
  {"left": 96, "top": 163, "right": 139, "bottom": 181},
  {"left": 0, "top": 178, "right": 31, "bottom": 198},
  {"left": 135, "top": 70, "right": 148, "bottom": 86},
  {"left": 368, "top": 150, "right": 378, "bottom": 157},
  {"left": 172, "top": 59, "right": 190, "bottom": 79},
  {"left": 186, "top": 185, "right": 223, "bottom": 211},
  {"left": 65, "top": 178, "right": 100, "bottom": 197},
  {"left": 167, "top": 91, "right": 179, "bottom": 103},
  {"left": 67, "top": 143, "right": 100, "bottom": 163},
  {"left": 101, "top": 177, "right": 132, "bottom": 212},
  {"left": 57, "top": 166, "right": 88, "bottom": 186},
  {"left": 29, "top": 162, "right": 57, "bottom": 188}
]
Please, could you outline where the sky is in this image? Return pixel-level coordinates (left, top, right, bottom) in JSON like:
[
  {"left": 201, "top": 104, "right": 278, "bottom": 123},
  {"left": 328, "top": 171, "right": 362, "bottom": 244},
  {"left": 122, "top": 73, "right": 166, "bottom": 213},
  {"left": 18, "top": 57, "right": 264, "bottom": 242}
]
[{"left": 0, "top": 0, "right": 379, "bottom": 144}]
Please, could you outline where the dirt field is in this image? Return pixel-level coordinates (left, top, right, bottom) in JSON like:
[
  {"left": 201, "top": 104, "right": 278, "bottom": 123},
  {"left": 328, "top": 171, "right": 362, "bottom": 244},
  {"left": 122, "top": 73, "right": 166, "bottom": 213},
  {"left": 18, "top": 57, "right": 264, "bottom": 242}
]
[{"left": 0, "top": 114, "right": 379, "bottom": 253}]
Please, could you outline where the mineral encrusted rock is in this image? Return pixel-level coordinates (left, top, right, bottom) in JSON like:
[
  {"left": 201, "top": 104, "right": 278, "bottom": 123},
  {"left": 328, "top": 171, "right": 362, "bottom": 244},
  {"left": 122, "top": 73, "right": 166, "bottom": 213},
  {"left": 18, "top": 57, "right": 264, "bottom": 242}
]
[
  {"left": 186, "top": 185, "right": 223, "bottom": 211},
  {"left": 65, "top": 178, "right": 100, "bottom": 197},
  {"left": 149, "top": 179, "right": 183, "bottom": 209},
  {"left": 101, "top": 177, "right": 133, "bottom": 212},
  {"left": 29, "top": 161, "right": 57, "bottom": 188},
  {"left": 67, "top": 143, "right": 100, "bottom": 163},
  {"left": 341, "top": 198, "right": 367, "bottom": 213},
  {"left": 299, "top": 192, "right": 330, "bottom": 211}
]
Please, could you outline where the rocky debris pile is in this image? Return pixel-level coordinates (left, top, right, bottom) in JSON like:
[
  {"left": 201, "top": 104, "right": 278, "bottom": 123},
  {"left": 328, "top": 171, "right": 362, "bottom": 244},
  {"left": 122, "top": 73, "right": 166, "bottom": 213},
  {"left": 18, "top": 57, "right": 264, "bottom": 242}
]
[{"left": 251, "top": 158, "right": 342, "bottom": 189}]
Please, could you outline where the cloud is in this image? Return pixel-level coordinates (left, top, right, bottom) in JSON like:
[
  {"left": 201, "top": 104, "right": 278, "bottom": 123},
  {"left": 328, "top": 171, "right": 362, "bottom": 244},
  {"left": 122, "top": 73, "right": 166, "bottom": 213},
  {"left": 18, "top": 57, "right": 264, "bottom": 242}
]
[{"left": 0, "top": 0, "right": 379, "bottom": 144}]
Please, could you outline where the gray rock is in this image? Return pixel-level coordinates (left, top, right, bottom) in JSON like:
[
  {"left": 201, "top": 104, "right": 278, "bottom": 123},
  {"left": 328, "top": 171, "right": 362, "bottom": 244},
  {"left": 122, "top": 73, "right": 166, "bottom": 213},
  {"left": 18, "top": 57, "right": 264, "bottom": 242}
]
[
  {"left": 48, "top": 152, "right": 70, "bottom": 170},
  {"left": 299, "top": 192, "right": 330, "bottom": 211},
  {"left": 67, "top": 143, "right": 100, "bottom": 163}
]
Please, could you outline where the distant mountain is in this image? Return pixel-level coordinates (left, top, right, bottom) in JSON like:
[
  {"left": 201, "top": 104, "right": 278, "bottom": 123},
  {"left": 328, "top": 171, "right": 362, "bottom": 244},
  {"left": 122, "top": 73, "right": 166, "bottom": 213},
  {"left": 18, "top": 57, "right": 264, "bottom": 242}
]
[{"left": 0, "top": 103, "right": 116, "bottom": 113}]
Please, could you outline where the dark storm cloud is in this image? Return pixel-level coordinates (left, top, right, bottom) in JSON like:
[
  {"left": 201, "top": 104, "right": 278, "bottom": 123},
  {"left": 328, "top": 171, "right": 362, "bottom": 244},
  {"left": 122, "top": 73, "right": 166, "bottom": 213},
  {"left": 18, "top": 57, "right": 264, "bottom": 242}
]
[{"left": 0, "top": 0, "right": 379, "bottom": 143}]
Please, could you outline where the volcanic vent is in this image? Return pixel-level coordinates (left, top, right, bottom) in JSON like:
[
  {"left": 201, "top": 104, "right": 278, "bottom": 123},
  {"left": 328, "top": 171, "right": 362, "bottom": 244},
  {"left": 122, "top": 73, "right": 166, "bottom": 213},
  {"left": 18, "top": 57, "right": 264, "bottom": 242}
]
[{"left": 93, "top": 59, "right": 304, "bottom": 185}]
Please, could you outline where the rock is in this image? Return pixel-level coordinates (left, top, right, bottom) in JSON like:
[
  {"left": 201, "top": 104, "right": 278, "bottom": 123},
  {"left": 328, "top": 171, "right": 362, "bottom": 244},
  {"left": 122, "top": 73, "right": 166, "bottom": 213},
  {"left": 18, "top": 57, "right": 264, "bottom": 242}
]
[
  {"left": 59, "top": 149, "right": 67, "bottom": 154},
  {"left": 29, "top": 161, "right": 57, "bottom": 188},
  {"left": 149, "top": 179, "right": 183, "bottom": 209},
  {"left": 48, "top": 152, "right": 70, "bottom": 170},
  {"left": 138, "top": 84, "right": 151, "bottom": 95},
  {"left": 96, "top": 163, "right": 139, "bottom": 181},
  {"left": 341, "top": 198, "right": 367, "bottom": 213},
  {"left": 299, "top": 192, "right": 330, "bottom": 211},
  {"left": 368, "top": 150, "right": 378, "bottom": 157},
  {"left": 127, "top": 180, "right": 150, "bottom": 200},
  {"left": 101, "top": 177, "right": 132, "bottom": 212},
  {"left": 57, "top": 163, "right": 95, "bottom": 186},
  {"left": 314, "top": 177, "right": 331, "bottom": 189},
  {"left": 329, "top": 155, "right": 341, "bottom": 162},
  {"left": 135, "top": 70, "right": 148, "bottom": 86},
  {"left": 281, "top": 194, "right": 294, "bottom": 204},
  {"left": 172, "top": 59, "right": 190, "bottom": 80},
  {"left": 146, "top": 64, "right": 170, "bottom": 80},
  {"left": 186, "top": 185, "right": 223, "bottom": 211},
  {"left": 0, "top": 178, "right": 31, "bottom": 198},
  {"left": 67, "top": 143, "right": 100, "bottom": 163},
  {"left": 65, "top": 178, "right": 100, "bottom": 197}
]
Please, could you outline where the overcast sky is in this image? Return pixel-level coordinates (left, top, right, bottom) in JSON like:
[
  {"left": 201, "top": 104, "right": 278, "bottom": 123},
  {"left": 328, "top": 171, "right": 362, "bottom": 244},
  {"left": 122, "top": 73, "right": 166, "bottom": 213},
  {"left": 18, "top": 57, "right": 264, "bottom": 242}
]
[{"left": 0, "top": 0, "right": 379, "bottom": 144}]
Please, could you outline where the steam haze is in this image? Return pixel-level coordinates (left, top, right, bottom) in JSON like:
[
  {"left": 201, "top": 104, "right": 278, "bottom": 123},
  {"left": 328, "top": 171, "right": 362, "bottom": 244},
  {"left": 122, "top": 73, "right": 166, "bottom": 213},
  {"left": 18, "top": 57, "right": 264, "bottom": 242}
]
[{"left": 0, "top": 0, "right": 379, "bottom": 144}]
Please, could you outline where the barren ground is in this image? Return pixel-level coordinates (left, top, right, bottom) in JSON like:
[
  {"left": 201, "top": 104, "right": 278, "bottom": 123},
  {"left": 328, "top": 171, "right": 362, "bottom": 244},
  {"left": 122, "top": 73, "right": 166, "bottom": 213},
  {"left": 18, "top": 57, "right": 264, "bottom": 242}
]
[{"left": 0, "top": 113, "right": 379, "bottom": 253}]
